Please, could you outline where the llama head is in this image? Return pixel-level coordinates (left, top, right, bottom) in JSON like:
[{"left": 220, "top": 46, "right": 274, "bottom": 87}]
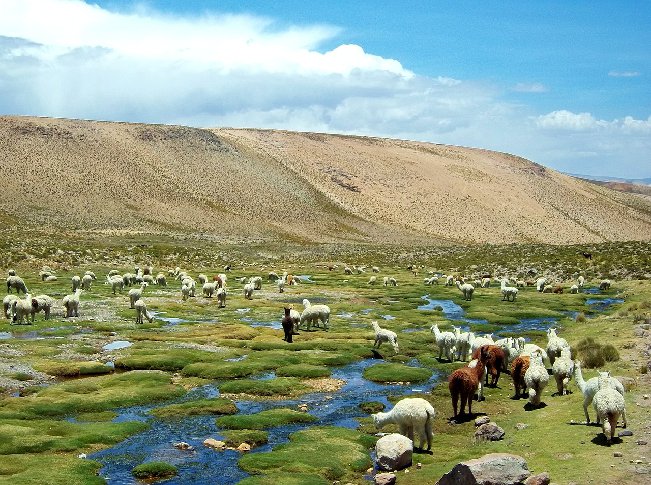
[{"left": 371, "top": 412, "right": 388, "bottom": 429}]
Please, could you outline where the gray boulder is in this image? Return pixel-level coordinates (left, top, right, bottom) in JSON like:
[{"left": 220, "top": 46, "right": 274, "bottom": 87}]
[
  {"left": 436, "top": 453, "right": 532, "bottom": 485},
  {"left": 374, "top": 472, "right": 397, "bottom": 485},
  {"left": 375, "top": 433, "right": 413, "bottom": 471},
  {"left": 474, "top": 422, "right": 505, "bottom": 441}
]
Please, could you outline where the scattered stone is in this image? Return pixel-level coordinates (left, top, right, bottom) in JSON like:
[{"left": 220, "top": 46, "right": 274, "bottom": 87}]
[
  {"left": 375, "top": 433, "right": 413, "bottom": 471},
  {"left": 373, "top": 471, "right": 396, "bottom": 484},
  {"left": 174, "top": 442, "right": 193, "bottom": 450},
  {"left": 636, "top": 440, "right": 648, "bottom": 445},
  {"left": 298, "top": 403, "right": 309, "bottom": 412},
  {"left": 635, "top": 460, "right": 644, "bottom": 465},
  {"left": 237, "top": 443, "right": 251, "bottom": 452},
  {"left": 203, "top": 438, "right": 226, "bottom": 450},
  {"left": 436, "top": 453, "right": 532, "bottom": 485},
  {"left": 515, "top": 423, "right": 529, "bottom": 430},
  {"left": 524, "top": 472, "right": 550, "bottom": 485},
  {"left": 618, "top": 430, "right": 633, "bottom": 437},
  {"left": 417, "top": 462, "right": 422, "bottom": 469},
  {"left": 366, "top": 468, "right": 374, "bottom": 475},
  {"left": 404, "top": 469, "right": 409, "bottom": 474},
  {"left": 643, "top": 394, "right": 649, "bottom": 400},
  {"left": 614, "top": 452, "right": 623, "bottom": 457},
  {"left": 474, "top": 422, "right": 505, "bottom": 441},
  {"left": 475, "top": 416, "right": 490, "bottom": 426}
]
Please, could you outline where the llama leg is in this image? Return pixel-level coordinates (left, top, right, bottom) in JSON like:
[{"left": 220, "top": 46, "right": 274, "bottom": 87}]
[
  {"left": 425, "top": 422, "right": 434, "bottom": 450},
  {"left": 621, "top": 408, "right": 627, "bottom": 428},
  {"left": 467, "top": 391, "right": 472, "bottom": 415},
  {"left": 451, "top": 390, "right": 459, "bottom": 418},
  {"left": 583, "top": 398, "right": 591, "bottom": 423}
]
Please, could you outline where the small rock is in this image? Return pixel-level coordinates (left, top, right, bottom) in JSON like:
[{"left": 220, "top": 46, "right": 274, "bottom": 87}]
[
  {"left": 298, "top": 404, "right": 309, "bottom": 412},
  {"left": 237, "top": 443, "right": 251, "bottom": 452},
  {"left": 475, "top": 416, "right": 491, "bottom": 426},
  {"left": 474, "top": 422, "right": 505, "bottom": 441},
  {"left": 643, "top": 394, "right": 649, "bottom": 400},
  {"left": 515, "top": 422, "right": 529, "bottom": 430},
  {"left": 524, "top": 472, "right": 550, "bottom": 485},
  {"left": 366, "top": 468, "right": 374, "bottom": 475},
  {"left": 374, "top": 472, "right": 396, "bottom": 485},
  {"left": 636, "top": 440, "right": 648, "bottom": 445},
  {"left": 174, "top": 442, "right": 193, "bottom": 450},
  {"left": 614, "top": 452, "right": 623, "bottom": 457},
  {"left": 417, "top": 462, "right": 422, "bottom": 469},
  {"left": 203, "top": 438, "right": 226, "bottom": 450},
  {"left": 618, "top": 430, "right": 633, "bottom": 437},
  {"left": 635, "top": 460, "right": 644, "bottom": 465},
  {"left": 78, "top": 453, "right": 87, "bottom": 459}
]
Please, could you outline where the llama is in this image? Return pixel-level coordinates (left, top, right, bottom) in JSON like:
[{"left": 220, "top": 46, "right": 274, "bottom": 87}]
[
  {"left": 128, "top": 283, "right": 148, "bottom": 309},
  {"left": 455, "top": 280, "right": 474, "bottom": 301},
  {"left": 448, "top": 347, "right": 489, "bottom": 418},
  {"left": 282, "top": 307, "right": 294, "bottom": 343},
  {"left": 216, "top": 287, "right": 226, "bottom": 308},
  {"left": 546, "top": 327, "right": 570, "bottom": 366},
  {"left": 134, "top": 299, "right": 154, "bottom": 324},
  {"left": 300, "top": 299, "right": 330, "bottom": 331},
  {"left": 372, "top": 398, "right": 436, "bottom": 450},
  {"left": 593, "top": 372, "right": 627, "bottom": 444},
  {"left": 62, "top": 289, "right": 82, "bottom": 318},
  {"left": 371, "top": 321, "right": 399, "bottom": 353},
  {"left": 471, "top": 345, "right": 505, "bottom": 387},
  {"left": 573, "top": 360, "right": 626, "bottom": 426},
  {"left": 524, "top": 350, "right": 549, "bottom": 407},
  {"left": 452, "top": 326, "right": 472, "bottom": 361},
  {"left": 431, "top": 324, "right": 456, "bottom": 361},
  {"left": 511, "top": 355, "right": 530, "bottom": 398},
  {"left": 500, "top": 279, "right": 518, "bottom": 302},
  {"left": 552, "top": 347, "right": 574, "bottom": 396}
]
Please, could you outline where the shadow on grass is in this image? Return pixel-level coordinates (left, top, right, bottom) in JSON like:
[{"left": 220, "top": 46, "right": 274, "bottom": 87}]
[
  {"left": 448, "top": 411, "right": 487, "bottom": 424},
  {"left": 591, "top": 434, "right": 622, "bottom": 447},
  {"left": 523, "top": 402, "right": 547, "bottom": 411}
]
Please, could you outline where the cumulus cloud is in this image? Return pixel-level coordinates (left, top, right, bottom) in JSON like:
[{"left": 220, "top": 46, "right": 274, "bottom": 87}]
[{"left": 0, "top": 0, "right": 649, "bottom": 178}]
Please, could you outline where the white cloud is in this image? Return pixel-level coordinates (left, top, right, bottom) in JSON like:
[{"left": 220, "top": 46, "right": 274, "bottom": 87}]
[
  {"left": 0, "top": 0, "right": 649, "bottom": 178},
  {"left": 608, "top": 70, "right": 640, "bottom": 78},
  {"left": 512, "top": 82, "right": 548, "bottom": 93}
]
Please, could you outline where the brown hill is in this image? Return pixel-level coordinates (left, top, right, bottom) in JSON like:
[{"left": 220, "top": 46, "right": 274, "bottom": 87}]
[{"left": 1, "top": 116, "right": 650, "bottom": 245}]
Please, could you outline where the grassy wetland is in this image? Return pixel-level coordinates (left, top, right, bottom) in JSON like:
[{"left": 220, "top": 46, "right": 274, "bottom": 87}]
[{"left": 0, "top": 238, "right": 650, "bottom": 484}]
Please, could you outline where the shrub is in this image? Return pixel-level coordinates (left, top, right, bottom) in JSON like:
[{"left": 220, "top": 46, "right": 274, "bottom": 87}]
[
  {"left": 575, "top": 337, "right": 619, "bottom": 368},
  {"left": 358, "top": 401, "right": 385, "bottom": 414},
  {"left": 575, "top": 312, "right": 586, "bottom": 323}
]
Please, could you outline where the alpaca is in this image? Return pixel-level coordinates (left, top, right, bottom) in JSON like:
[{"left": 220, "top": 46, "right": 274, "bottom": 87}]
[
  {"left": 546, "top": 328, "right": 570, "bottom": 366},
  {"left": 481, "top": 277, "right": 491, "bottom": 288},
  {"left": 243, "top": 282, "right": 254, "bottom": 300},
  {"left": 455, "top": 280, "right": 474, "bottom": 301},
  {"left": 300, "top": 299, "right": 330, "bottom": 331},
  {"left": 500, "top": 279, "right": 518, "bottom": 302},
  {"left": 369, "top": 276, "right": 377, "bottom": 285},
  {"left": 524, "top": 350, "right": 549, "bottom": 407},
  {"left": 128, "top": 283, "right": 148, "bottom": 309},
  {"left": 106, "top": 275, "right": 124, "bottom": 294},
  {"left": 372, "top": 398, "right": 436, "bottom": 450},
  {"left": 216, "top": 287, "right": 226, "bottom": 308},
  {"left": 62, "top": 289, "right": 82, "bottom": 318},
  {"left": 573, "top": 360, "right": 626, "bottom": 426},
  {"left": 197, "top": 274, "right": 208, "bottom": 285},
  {"left": 268, "top": 271, "right": 279, "bottom": 281},
  {"left": 31, "top": 295, "right": 54, "bottom": 321},
  {"left": 599, "top": 279, "right": 611, "bottom": 290},
  {"left": 84, "top": 271, "right": 96, "bottom": 280},
  {"left": 593, "top": 372, "right": 626, "bottom": 444},
  {"left": 11, "top": 294, "right": 34, "bottom": 324},
  {"left": 282, "top": 307, "right": 294, "bottom": 343},
  {"left": 202, "top": 281, "right": 217, "bottom": 297},
  {"left": 71, "top": 275, "right": 81, "bottom": 292},
  {"left": 452, "top": 326, "right": 472, "bottom": 361},
  {"left": 470, "top": 333, "right": 494, "bottom": 356},
  {"left": 578, "top": 275, "right": 585, "bottom": 289},
  {"left": 471, "top": 345, "right": 505, "bottom": 387},
  {"left": 81, "top": 274, "right": 93, "bottom": 291},
  {"left": 448, "top": 347, "right": 489, "bottom": 418},
  {"left": 542, "top": 284, "right": 553, "bottom": 293},
  {"left": 536, "top": 277, "right": 547, "bottom": 292},
  {"left": 388, "top": 277, "right": 397, "bottom": 286},
  {"left": 6, "top": 275, "right": 28, "bottom": 294},
  {"left": 344, "top": 266, "right": 353, "bottom": 275},
  {"left": 431, "top": 324, "right": 456, "bottom": 361},
  {"left": 552, "top": 347, "right": 574, "bottom": 396},
  {"left": 371, "top": 321, "right": 399, "bottom": 353},
  {"left": 3, "top": 295, "right": 18, "bottom": 319},
  {"left": 511, "top": 355, "right": 530, "bottom": 398},
  {"left": 445, "top": 275, "right": 455, "bottom": 286},
  {"left": 250, "top": 276, "right": 262, "bottom": 290},
  {"left": 156, "top": 273, "right": 167, "bottom": 286},
  {"left": 372, "top": 266, "right": 380, "bottom": 273},
  {"left": 134, "top": 298, "right": 154, "bottom": 324},
  {"left": 181, "top": 277, "right": 196, "bottom": 297},
  {"left": 569, "top": 284, "right": 579, "bottom": 294},
  {"left": 552, "top": 285, "right": 564, "bottom": 294},
  {"left": 277, "top": 277, "right": 285, "bottom": 293}
]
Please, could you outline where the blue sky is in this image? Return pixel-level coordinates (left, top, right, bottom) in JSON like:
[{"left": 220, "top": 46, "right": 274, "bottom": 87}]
[{"left": 1, "top": 0, "right": 649, "bottom": 177}]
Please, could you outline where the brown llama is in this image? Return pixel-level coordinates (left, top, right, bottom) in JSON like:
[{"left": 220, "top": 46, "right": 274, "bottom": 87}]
[
  {"left": 282, "top": 307, "right": 294, "bottom": 343},
  {"left": 471, "top": 345, "right": 506, "bottom": 387},
  {"left": 448, "top": 347, "right": 489, "bottom": 418},
  {"left": 213, "top": 275, "right": 223, "bottom": 288},
  {"left": 511, "top": 355, "right": 530, "bottom": 398},
  {"left": 552, "top": 285, "right": 564, "bottom": 294}
]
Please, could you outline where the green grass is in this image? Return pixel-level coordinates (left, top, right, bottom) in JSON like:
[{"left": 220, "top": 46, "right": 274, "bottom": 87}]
[
  {"left": 36, "top": 361, "right": 113, "bottom": 377},
  {"left": 219, "top": 377, "right": 307, "bottom": 397},
  {"left": 150, "top": 398, "right": 238, "bottom": 418},
  {"left": 131, "top": 461, "right": 178, "bottom": 480},
  {"left": 220, "top": 429, "right": 269, "bottom": 448},
  {"left": 216, "top": 409, "right": 316, "bottom": 430},
  {"left": 362, "top": 363, "right": 433, "bottom": 383},
  {"left": 275, "top": 364, "right": 331, "bottom": 378}
]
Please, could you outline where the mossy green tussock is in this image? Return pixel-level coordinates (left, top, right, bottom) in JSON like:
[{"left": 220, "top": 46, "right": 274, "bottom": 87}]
[
  {"left": 220, "top": 429, "right": 269, "bottom": 447},
  {"left": 216, "top": 408, "right": 316, "bottom": 430},
  {"left": 150, "top": 398, "right": 238, "bottom": 418},
  {"left": 131, "top": 461, "right": 178, "bottom": 480}
]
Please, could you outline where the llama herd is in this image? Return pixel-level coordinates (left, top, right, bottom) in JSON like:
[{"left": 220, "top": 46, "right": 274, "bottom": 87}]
[{"left": 3, "top": 263, "right": 627, "bottom": 448}]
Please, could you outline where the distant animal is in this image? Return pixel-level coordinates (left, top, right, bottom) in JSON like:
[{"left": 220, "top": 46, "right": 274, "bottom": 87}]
[
  {"left": 372, "top": 321, "right": 399, "bottom": 353},
  {"left": 581, "top": 252, "right": 592, "bottom": 260},
  {"left": 448, "top": 347, "right": 489, "bottom": 418},
  {"left": 282, "top": 307, "right": 294, "bottom": 343},
  {"left": 372, "top": 398, "right": 436, "bottom": 450}
]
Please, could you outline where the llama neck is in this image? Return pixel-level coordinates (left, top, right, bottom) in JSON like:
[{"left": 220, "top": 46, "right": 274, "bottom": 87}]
[
  {"left": 574, "top": 364, "right": 586, "bottom": 393},
  {"left": 374, "top": 412, "right": 393, "bottom": 427}
]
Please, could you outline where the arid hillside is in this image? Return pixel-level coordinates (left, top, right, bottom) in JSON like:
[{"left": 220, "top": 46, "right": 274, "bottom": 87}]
[{"left": 1, "top": 116, "right": 650, "bottom": 245}]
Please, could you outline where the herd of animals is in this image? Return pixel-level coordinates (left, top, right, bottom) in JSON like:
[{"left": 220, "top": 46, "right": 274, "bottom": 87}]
[{"left": 2, "top": 263, "right": 626, "bottom": 451}]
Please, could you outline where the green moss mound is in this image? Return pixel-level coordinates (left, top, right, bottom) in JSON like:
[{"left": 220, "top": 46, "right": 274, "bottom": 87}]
[
  {"left": 238, "top": 473, "right": 330, "bottom": 485},
  {"left": 219, "top": 377, "right": 306, "bottom": 396},
  {"left": 36, "top": 361, "right": 113, "bottom": 377},
  {"left": 358, "top": 401, "right": 385, "bottom": 414},
  {"left": 276, "top": 364, "right": 330, "bottom": 378},
  {"left": 216, "top": 408, "right": 316, "bottom": 430},
  {"left": 151, "top": 398, "right": 238, "bottom": 418},
  {"left": 131, "top": 461, "right": 178, "bottom": 480},
  {"left": 576, "top": 337, "right": 621, "bottom": 368},
  {"left": 238, "top": 426, "right": 375, "bottom": 481},
  {"left": 362, "top": 363, "right": 432, "bottom": 383}
]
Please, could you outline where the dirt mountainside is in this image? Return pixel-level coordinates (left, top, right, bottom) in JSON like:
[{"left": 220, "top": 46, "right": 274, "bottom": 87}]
[{"left": 1, "top": 116, "right": 650, "bottom": 245}]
